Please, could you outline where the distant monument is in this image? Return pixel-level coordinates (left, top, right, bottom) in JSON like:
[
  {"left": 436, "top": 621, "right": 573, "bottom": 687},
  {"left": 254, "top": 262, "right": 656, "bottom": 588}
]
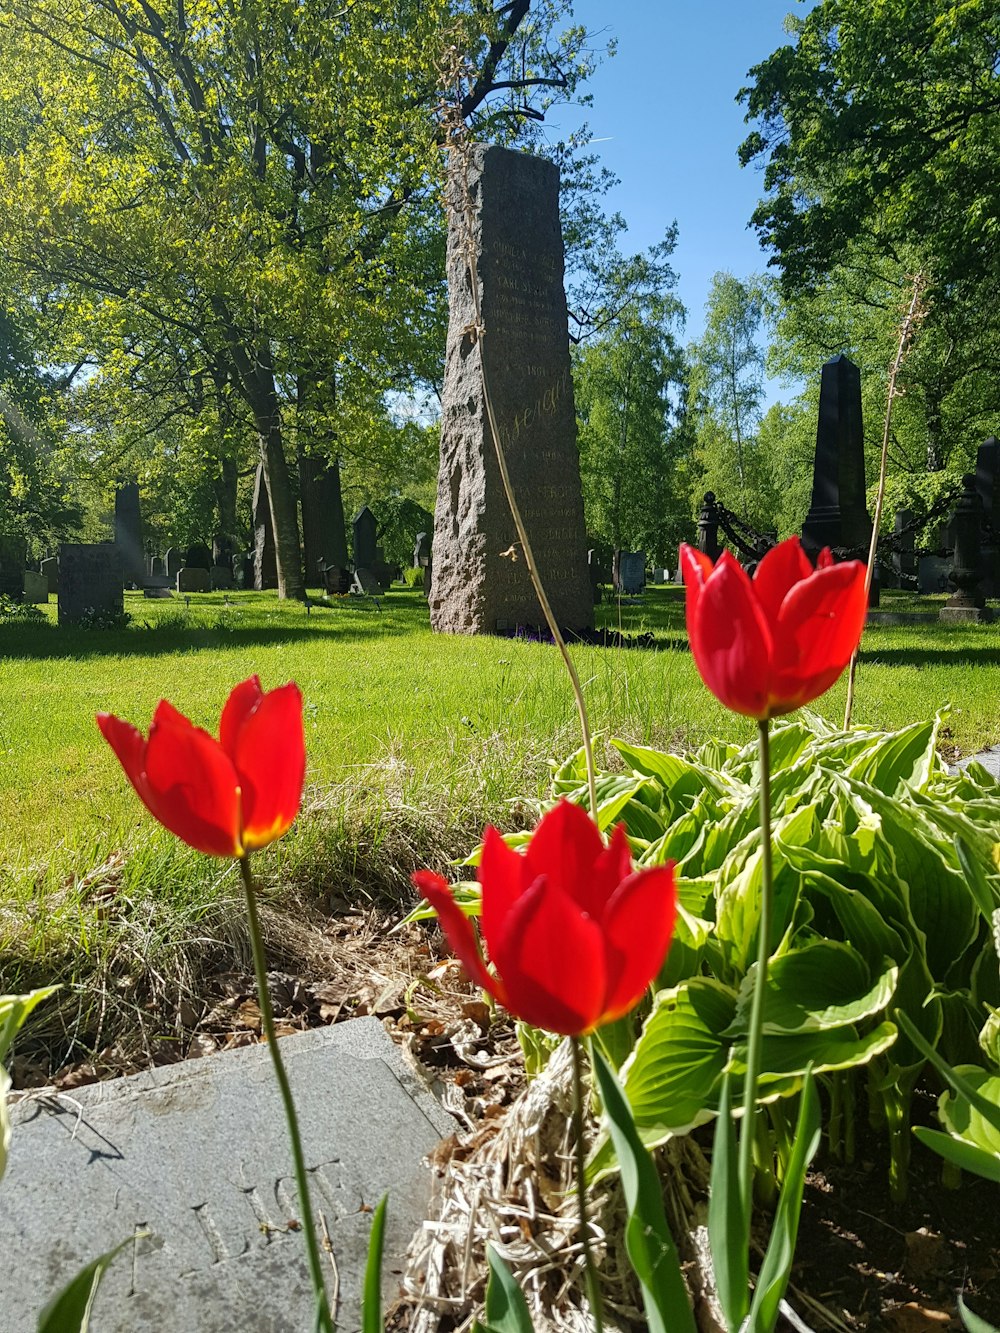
[
  {"left": 252, "top": 464, "right": 278, "bottom": 591},
  {"left": 114, "top": 483, "right": 145, "bottom": 586},
  {"left": 431, "top": 145, "right": 592, "bottom": 636},
  {"left": 801, "top": 355, "right": 872, "bottom": 558}
]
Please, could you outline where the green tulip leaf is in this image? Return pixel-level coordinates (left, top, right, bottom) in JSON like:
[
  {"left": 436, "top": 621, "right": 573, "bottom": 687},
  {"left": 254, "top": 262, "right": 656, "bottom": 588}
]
[
  {"left": 746, "top": 1069, "right": 821, "bottom": 1333},
  {"left": 959, "top": 1294, "right": 1000, "bottom": 1333},
  {"left": 476, "top": 1245, "right": 535, "bottom": 1333},
  {"left": 37, "top": 1235, "right": 139, "bottom": 1333},
  {"left": 0, "top": 987, "right": 59, "bottom": 1065},
  {"left": 707, "top": 1070, "right": 749, "bottom": 1330},
  {"left": 591, "top": 1047, "right": 696, "bottom": 1333},
  {"left": 361, "top": 1194, "right": 388, "bottom": 1333}
]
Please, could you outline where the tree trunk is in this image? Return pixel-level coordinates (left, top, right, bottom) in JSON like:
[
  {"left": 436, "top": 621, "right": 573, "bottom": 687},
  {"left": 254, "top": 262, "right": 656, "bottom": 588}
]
[
  {"left": 213, "top": 454, "right": 239, "bottom": 557},
  {"left": 299, "top": 452, "right": 349, "bottom": 585}
]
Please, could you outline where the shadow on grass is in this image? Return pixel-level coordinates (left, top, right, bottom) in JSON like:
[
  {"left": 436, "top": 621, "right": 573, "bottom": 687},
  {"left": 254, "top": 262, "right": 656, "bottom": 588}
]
[
  {"left": 0, "top": 613, "right": 425, "bottom": 661},
  {"left": 859, "top": 646, "right": 1000, "bottom": 668}
]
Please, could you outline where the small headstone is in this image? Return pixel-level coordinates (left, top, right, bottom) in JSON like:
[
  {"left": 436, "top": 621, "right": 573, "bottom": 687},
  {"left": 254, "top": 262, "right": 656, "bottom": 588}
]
[
  {"left": 616, "top": 551, "right": 646, "bottom": 595},
  {"left": 413, "top": 532, "right": 431, "bottom": 568},
  {"left": 1, "top": 1020, "right": 450, "bottom": 1333},
  {"left": 143, "top": 575, "right": 172, "bottom": 591},
  {"left": 352, "top": 507, "right": 378, "bottom": 571},
  {"left": 210, "top": 565, "right": 234, "bottom": 591},
  {"left": 40, "top": 556, "right": 58, "bottom": 595},
  {"left": 150, "top": 556, "right": 166, "bottom": 578},
  {"left": 352, "top": 568, "right": 382, "bottom": 597},
  {"left": 57, "top": 543, "right": 123, "bottom": 625},
  {"left": 114, "top": 483, "right": 145, "bottom": 586},
  {"left": 22, "top": 570, "right": 48, "bottom": 604},
  {"left": 941, "top": 474, "right": 992, "bottom": 622},
  {"left": 431, "top": 144, "right": 592, "bottom": 635},
  {"left": 918, "top": 555, "right": 950, "bottom": 595},
  {"left": 165, "top": 548, "right": 184, "bottom": 579},
  {"left": 185, "top": 543, "right": 212, "bottom": 571},
  {"left": 801, "top": 354, "right": 872, "bottom": 558},
  {"left": 252, "top": 465, "right": 278, "bottom": 591},
  {"left": 0, "top": 533, "right": 27, "bottom": 599},
  {"left": 177, "top": 567, "right": 211, "bottom": 593}
]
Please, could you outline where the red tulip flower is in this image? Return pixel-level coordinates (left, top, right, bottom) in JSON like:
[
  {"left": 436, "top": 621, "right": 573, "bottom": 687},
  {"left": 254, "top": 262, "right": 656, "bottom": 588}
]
[
  {"left": 680, "top": 537, "right": 867, "bottom": 721},
  {"left": 413, "top": 800, "right": 677, "bottom": 1037},
  {"left": 97, "top": 676, "right": 305, "bottom": 858}
]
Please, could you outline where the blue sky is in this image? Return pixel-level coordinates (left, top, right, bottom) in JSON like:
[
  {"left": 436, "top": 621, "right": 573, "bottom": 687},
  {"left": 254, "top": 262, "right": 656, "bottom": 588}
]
[{"left": 545, "top": 1, "right": 810, "bottom": 346}]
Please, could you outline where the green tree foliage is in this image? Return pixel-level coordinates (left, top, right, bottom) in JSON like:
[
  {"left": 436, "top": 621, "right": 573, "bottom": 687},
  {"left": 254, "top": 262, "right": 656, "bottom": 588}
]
[
  {"left": 739, "top": 0, "right": 1000, "bottom": 299},
  {"left": 687, "top": 272, "right": 777, "bottom": 531},
  {"left": 573, "top": 236, "right": 689, "bottom": 567}
]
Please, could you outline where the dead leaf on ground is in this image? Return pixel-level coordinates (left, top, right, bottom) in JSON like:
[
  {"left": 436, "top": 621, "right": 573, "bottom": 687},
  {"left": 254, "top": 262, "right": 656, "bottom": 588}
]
[{"left": 883, "top": 1302, "right": 958, "bottom": 1331}]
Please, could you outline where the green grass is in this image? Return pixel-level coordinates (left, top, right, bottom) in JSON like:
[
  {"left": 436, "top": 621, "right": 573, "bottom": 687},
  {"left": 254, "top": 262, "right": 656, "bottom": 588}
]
[{"left": 2, "top": 582, "right": 1000, "bottom": 1067}]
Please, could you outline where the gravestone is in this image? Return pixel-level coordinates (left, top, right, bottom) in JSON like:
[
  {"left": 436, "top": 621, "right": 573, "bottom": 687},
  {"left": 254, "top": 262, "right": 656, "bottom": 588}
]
[
  {"left": 0, "top": 534, "right": 26, "bottom": 599},
  {"left": 210, "top": 565, "right": 234, "bottom": 591},
  {"left": 893, "top": 508, "right": 917, "bottom": 586},
  {"left": 177, "top": 567, "right": 211, "bottom": 593},
  {"left": 40, "top": 556, "right": 58, "bottom": 595},
  {"left": 165, "top": 548, "right": 184, "bottom": 579},
  {"left": 252, "top": 465, "right": 278, "bottom": 591},
  {"left": 918, "top": 554, "right": 950, "bottom": 594},
  {"left": 114, "top": 483, "right": 145, "bottom": 586},
  {"left": 150, "top": 556, "right": 166, "bottom": 578},
  {"left": 431, "top": 144, "right": 592, "bottom": 636},
  {"left": 185, "top": 543, "right": 212, "bottom": 571},
  {"left": 300, "top": 458, "right": 349, "bottom": 585},
  {"left": 22, "top": 570, "right": 48, "bottom": 604},
  {"left": 352, "top": 506, "right": 377, "bottom": 571},
  {"left": 616, "top": 551, "right": 645, "bottom": 595},
  {"left": 941, "top": 474, "right": 992, "bottom": 622},
  {"left": 352, "top": 568, "right": 382, "bottom": 598},
  {"left": 57, "top": 544, "right": 123, "bottom": 624},
  {"left": 1, "top": 1020, "right": 451, "bottom": 1333},
  {"left": 976, "top": 436, "right": 1000, "bottom": 596},
  {"left": 801, "top": 355, "right": 872, "bottom": 558},
  {"left": 413, "top": 531, "right": 431, "bottom": 568}
]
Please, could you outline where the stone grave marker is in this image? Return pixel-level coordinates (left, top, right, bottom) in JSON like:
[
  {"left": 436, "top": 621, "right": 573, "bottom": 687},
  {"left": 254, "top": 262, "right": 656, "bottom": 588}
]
[
  {"left": 941, "top": 474, "right": 992, "bottom": 621},
  {"left": 165, "top": 548, "right": 184, "bottom": 579},
  {"left": 58, "top": 544, "right": 123, "bottom": 624},
  {"left": 177, "top": 567, "right": 211, "bottom": 594},
  {"left": 22, "top": 570, "right": 48, "bottom": 604},
  {"left": 976, "top": 436, "right": 1000, "bottom": 595},
  {"left": 150, "top": 556, "right": 166, "bottom": 578},
  {"left": 801, "top": 355, "right": 872, "bottom": 559},
  {"left": 616, "top": 551, "right": 645, "bottom": 595},
  {"left": 300, "top": 458, "right": 348, "bottom": 586},
  {"left": 352, "top": 567, "right": 382, "bottom": 598},
  {"left": 431, "top": 144, "right": 592, "bottom": 636},
  {"left": 185, "top": 542, "right": 212, "bottom": 571},
  {"left": 413, "top": 532, "right": 431, "bottom": 568},
  {"left": 352, "top": 506, "right": 378, "bottom": 572},
  {"left": 40, "top": 556, "right": 58, "bottom": 595},
  {"left": 210, "top": 565, "right": 234, "bottom": 591},
  {"left": 252, "top": 465, "right": 278, "bottom": 591},
  {"left": 114, "top": 483, "right": 145, "bottom": 586},
  {"left": 1, "top": 1019, "right": 450, "bottom": 1333},
  {"left": 918, "top": 554, "right": 951, "bottom": 594},
  {"left": 0, "top": 533, "right": 26, "bottom": 599}
]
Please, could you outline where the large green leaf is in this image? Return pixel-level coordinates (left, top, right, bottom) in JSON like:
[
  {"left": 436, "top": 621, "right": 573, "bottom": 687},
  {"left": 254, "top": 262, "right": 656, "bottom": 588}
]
[
  {"left": 729, "top": 1021, "right": 899, "bottom": 1088},
  {"left": 912, "top": 1127, "right": 1000, "bottom": 1183},
  {"left": 592, "top": 1048, "right": 696, "bottom": 1333},
  {"left": 938, "top": 1068, "right": 1000, "bottom": 1155},
  {"left": 726, "top": 943, "right": 897, "bottom": 1036},
  {"left": 846, "top": 719, "right": 939, "bottom": 795}
]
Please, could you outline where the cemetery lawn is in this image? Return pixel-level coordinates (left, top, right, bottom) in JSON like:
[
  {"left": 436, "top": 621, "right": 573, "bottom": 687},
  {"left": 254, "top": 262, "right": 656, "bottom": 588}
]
[{"left": 2, "top": 582, "right": 1000, "bottom": 1067}]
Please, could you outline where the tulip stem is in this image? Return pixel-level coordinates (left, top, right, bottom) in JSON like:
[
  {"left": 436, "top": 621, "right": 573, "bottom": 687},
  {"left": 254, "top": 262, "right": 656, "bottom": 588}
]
[
  {"left": 738, "top": 720, "right": 773, "bottom": 1216},
  {"left": 570, "top": 1037, "right": 605, "bottom": 1333},
  {"left": 240, "top": 854, "right": 335, "bottom": 1333}
]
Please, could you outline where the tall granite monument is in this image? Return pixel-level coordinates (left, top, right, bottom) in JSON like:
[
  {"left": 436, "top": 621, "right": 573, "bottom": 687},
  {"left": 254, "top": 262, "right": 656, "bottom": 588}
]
[
  {"left": 801, "top": 355, "right": 872, "bottom": 558},
  {"left": 114, "top": 483, "right": 145, "bottom": 586},
  {"left": 431, "top": 145, "right": 592, "bottom": 635}
]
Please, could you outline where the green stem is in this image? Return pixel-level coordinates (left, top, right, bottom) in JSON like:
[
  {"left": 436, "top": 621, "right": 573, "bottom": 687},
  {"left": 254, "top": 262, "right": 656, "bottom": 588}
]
[
  {"left": 738, "top": 719, "right": 773, "bottom": 1218},
  {"left": 570, "top": 1038, "right": 605, "bottom": 1333},
  {"left": 240, "top": 854, "right": 334, "bottom": 1333}
]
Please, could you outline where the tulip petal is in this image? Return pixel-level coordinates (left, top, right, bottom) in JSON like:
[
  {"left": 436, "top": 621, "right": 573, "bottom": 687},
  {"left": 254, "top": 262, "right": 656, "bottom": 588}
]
[
  {"left": 143, "top": 701, "right": 243, "bottom": 856},
  {"left": 96, "top": 713, "right": 155, "bottom": 809},
  {"left": 600, "top": 864, "right": 678, "bottom": 1024},
  {"left": 228, "top": 683, "right": 305, "bottom": 851},
  {"left": 752, "top": 537, "right": 814, "bottom": 630},
  {"left": 584, "top": 822, "right": 636, "bottom": 918},
  {"left": 479, "top": 824, "right": 529, "bottom": 956},
  {"left": 691, "top": 553, "right": 773, "bottom": 719},
  {"left": 219, "top": 675, "right": 263, "bottom": 760},
  {"left": 413, "top": 870, "right": 500, "bottom": 1000},
  {"left": 491, "top": 875, "right": 607, "bottom": 1035},
  {"left": 772, "top": 560, "right": 868, "bottom": 713},
  {"left": 522, "top": 800, "right": 605, "bottom": 912},
  {"left": 680, "top": 543, "right": 714, "bottom": 639}
]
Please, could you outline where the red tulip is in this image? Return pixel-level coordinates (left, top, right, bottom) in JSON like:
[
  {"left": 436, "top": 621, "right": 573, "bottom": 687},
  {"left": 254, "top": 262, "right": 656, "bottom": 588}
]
[
  {"left": 96, "top": 676, "right": 305, "bottom": 857},
  {"left": 679, "top": 537, "right": 867, "bottom": 720},
  {"left": 413, "top": 800, "right": 677, "bottom": 1037}
]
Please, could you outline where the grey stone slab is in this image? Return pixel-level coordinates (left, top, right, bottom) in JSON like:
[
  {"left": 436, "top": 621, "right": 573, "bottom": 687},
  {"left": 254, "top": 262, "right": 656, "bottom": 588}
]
[
  {"left": 57, "top": 543, "right": 124, "bottom": 624},
  {"left": 177, "top": 567, "right": 211, "bottom": 593},
  {"left": 958, "top": 747, "right": 1000, "bottom": 780},
  {"left": 22, "top": 570, "right": 48, "bottom": 604},
  {"left": 432, "top": 145, "right": 592, "bottom": 636},
  {"left": 1, "top": 1019, "right": 451, "bottom": 1333}
]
